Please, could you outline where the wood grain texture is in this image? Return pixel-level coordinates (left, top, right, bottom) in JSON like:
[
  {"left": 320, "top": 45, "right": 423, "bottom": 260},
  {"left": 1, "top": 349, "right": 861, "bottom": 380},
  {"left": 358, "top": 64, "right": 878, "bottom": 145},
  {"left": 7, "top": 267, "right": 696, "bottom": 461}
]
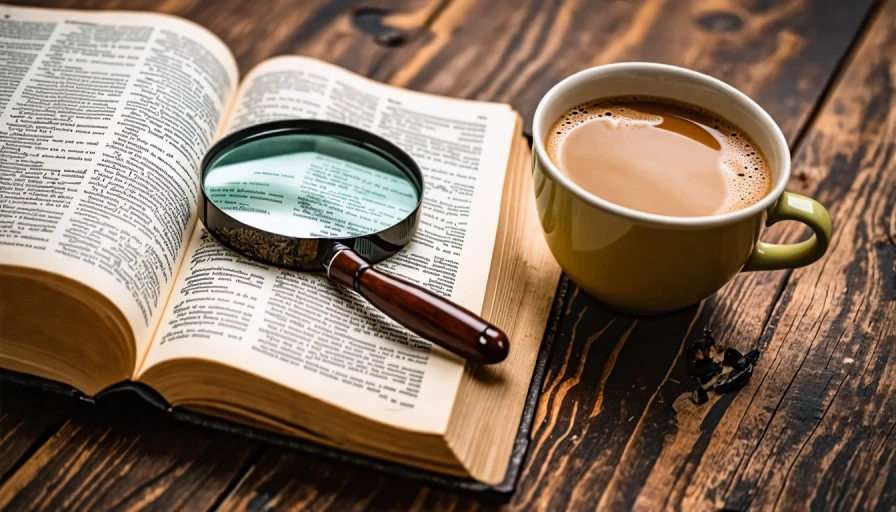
[
  {"left": 0, "top": 385, "right": 71, "bottom": 482},
  {"left": 384, "top": 0, "right": 877, "bottom": 138},
  {"left": 0, "top": 387, "right": 259, "bottom": 511},
  {"left": 8, "top": 0, "right": 440, "bottom": 75},
  {"left": 0, "top": 0, "right": 892, "bottom": 510}
]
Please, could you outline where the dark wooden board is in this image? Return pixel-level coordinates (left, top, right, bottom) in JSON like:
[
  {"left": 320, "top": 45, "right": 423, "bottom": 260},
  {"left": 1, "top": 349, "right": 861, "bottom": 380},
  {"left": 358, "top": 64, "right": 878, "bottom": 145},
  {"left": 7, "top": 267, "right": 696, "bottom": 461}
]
[
  {"left": 8, "top": 0, "right": 441, "bottom": 74},
  {"left": 0, "top": 0, "right": 892, "bottom": 510},
  {"left": 0, "top": 385, "right": 72, "bottom": 483},
  {"left": 381, "top": 0, "right": 878, "bottom": 138},
  {"left": 0, "top": 388, "right": 259, "bottom": 511}
]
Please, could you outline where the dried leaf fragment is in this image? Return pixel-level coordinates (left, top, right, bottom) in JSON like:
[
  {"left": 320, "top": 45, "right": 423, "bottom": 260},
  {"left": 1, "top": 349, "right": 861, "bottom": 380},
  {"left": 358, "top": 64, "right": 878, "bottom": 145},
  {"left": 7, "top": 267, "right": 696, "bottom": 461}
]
[{"left": 685, "top": 328, "right": 759, "bottom": 404}]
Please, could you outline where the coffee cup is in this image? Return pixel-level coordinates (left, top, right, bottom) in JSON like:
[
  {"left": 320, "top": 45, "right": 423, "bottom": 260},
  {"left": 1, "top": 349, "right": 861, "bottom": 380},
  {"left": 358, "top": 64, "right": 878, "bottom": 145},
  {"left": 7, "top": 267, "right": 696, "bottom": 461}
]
[{"left": 531, "top": 63, "right": 832, "bottom": 314}]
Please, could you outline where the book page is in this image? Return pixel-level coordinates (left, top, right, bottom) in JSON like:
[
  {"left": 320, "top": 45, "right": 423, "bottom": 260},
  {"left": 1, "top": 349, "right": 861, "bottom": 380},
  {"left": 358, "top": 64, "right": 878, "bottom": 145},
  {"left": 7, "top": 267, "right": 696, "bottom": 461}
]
[
  {"left": 0, "top": 6, "right": 238, "bottom": 358},
  {"left": 141, "top": 56, "right": 517, "bottom": 433}
]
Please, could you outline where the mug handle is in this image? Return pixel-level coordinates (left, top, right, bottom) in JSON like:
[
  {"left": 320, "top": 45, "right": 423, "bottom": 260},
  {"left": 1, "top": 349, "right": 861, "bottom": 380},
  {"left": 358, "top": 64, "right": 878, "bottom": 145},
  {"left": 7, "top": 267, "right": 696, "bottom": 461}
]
[{"left": 741, "top": 192, "right": 833, "bottom": 272}]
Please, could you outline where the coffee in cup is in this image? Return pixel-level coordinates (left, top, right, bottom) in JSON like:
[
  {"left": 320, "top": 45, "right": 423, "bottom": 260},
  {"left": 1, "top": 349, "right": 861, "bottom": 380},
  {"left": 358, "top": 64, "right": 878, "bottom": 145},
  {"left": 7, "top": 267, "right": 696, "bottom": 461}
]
[{"left": 545, "top": 96, "right": 772, "bottom": 217}]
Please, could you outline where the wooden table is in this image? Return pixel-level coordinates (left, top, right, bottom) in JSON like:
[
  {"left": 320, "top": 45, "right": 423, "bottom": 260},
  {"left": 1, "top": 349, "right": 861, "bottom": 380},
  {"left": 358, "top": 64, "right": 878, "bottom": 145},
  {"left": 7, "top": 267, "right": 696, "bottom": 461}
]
[{"left": 1, "top": 0, "right": 894, "bottom": 510}]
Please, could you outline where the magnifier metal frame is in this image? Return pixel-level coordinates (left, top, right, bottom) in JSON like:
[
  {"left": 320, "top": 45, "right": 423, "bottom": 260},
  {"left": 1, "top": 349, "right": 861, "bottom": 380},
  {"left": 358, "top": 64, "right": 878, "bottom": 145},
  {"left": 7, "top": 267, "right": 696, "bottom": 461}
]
[{"left": 199, "top": 120, "right": 508, "bottom": 364}]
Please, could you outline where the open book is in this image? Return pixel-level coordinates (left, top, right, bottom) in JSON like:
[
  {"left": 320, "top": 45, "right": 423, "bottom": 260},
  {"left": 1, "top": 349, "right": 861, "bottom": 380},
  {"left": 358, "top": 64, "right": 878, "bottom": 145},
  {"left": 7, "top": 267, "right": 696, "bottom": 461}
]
[{"left": 0, "top": 5, "right": 559, "bottom": 484}]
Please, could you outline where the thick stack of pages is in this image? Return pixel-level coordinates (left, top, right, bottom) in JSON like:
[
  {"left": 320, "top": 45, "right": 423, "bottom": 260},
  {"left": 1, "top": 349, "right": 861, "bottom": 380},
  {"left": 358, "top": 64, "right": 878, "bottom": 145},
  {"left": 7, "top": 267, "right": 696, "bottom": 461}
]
[{"left": 0, "top": 5, "right": 560, "bottom": 484}]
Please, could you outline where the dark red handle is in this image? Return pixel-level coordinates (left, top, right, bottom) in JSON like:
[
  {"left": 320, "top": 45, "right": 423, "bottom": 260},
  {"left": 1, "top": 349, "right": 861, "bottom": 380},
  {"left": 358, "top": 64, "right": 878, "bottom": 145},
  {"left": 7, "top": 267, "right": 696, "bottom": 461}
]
[{"left": 327, "top": 249, "right": 509, "bottom": 364}]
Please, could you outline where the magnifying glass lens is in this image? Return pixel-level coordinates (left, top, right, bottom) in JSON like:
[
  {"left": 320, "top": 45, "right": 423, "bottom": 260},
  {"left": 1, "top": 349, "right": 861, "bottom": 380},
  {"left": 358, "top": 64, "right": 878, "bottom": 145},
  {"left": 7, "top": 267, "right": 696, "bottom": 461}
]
[{"left": 203, "top": 133, "right": 420, "bottom": 239}]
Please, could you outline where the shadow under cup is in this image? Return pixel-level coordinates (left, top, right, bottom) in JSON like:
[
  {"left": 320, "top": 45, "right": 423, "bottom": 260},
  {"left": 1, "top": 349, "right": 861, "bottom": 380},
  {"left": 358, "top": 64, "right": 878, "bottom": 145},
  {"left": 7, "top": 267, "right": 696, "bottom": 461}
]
[{"left": 531, "top": 63, "right": 825, "bottom": 314}]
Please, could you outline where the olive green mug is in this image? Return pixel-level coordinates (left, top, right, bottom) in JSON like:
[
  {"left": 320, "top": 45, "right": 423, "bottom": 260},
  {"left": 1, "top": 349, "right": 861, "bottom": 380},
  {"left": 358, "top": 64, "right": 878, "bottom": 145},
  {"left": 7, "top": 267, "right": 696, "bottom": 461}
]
[{"left": 532, "top": 63, "right": 832, "bottom": 314}]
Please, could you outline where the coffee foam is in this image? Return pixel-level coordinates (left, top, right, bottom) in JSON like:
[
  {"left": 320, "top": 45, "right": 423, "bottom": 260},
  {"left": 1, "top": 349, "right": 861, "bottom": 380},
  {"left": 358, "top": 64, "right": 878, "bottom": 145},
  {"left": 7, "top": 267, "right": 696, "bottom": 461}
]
[{"left": 546, "top": 97, "right": 772, "bottom": 215}]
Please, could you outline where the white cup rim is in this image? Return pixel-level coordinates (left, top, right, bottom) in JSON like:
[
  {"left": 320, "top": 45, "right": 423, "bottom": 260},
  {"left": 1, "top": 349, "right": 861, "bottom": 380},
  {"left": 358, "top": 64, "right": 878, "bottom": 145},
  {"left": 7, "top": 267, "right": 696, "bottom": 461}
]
[{"left": 531, "top": 62, "right": 791, "bottom": 228}]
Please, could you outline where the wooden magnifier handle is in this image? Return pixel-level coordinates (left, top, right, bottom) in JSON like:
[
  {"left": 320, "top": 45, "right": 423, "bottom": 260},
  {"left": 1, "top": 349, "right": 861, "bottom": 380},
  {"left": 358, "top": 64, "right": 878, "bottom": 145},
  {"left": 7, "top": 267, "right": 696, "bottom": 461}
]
[{"left": 327, "top": 249, "right": 509, "bottom": 364}]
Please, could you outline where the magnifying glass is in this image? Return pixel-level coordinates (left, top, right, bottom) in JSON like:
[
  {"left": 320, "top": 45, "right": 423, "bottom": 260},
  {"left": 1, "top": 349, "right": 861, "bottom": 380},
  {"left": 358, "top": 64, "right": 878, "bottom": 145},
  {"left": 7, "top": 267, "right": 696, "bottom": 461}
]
[{"left": 199, "top": 120, "right": 508, "bottom": 364}]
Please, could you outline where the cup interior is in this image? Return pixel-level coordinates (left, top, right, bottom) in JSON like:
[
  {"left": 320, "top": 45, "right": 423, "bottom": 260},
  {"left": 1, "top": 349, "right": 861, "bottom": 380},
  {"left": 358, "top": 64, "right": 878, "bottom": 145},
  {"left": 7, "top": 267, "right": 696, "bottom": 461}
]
[{"left": 533, "top": 63, "right": 790, "bottom": 226}]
